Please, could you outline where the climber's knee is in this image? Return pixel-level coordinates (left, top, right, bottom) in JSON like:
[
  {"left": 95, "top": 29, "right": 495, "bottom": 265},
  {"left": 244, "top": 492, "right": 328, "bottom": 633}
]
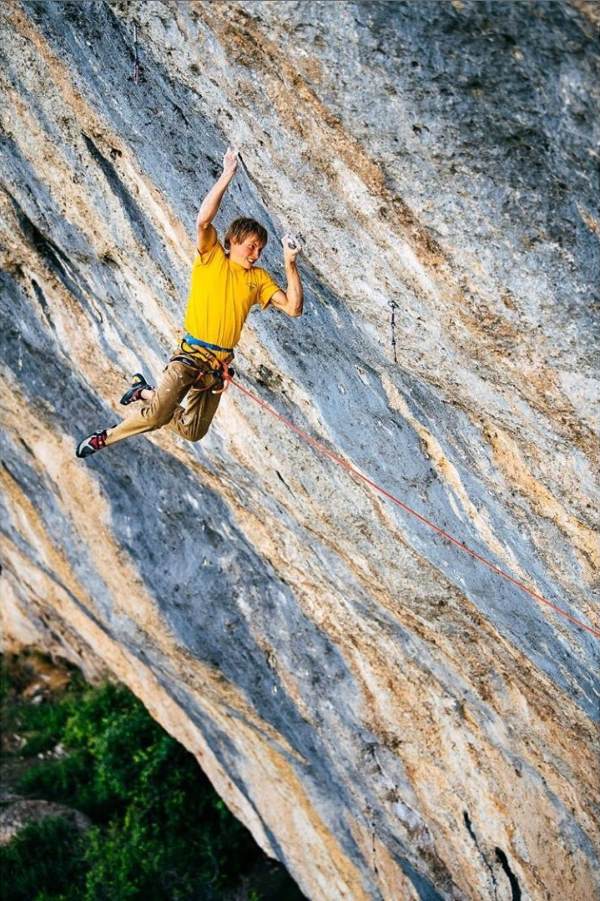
[
  {"left": 187, "top": 421, "right": 211, "bottom": 443},
  {"left": 174, "top": 389, "right": 221, "bottom": 442}
]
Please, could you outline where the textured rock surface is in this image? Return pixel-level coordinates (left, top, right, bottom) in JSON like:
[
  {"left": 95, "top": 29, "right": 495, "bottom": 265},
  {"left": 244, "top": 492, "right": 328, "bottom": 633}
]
[
  {"left": 1, "top": 1, "right": 599, "bottom": 898},
  {"left": 0, "top": 797, "right": 92, "bottom": 846}
]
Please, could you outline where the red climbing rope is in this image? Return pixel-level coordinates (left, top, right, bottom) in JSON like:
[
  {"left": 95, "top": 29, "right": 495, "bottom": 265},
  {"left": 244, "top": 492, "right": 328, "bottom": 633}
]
[{"left": 221, "top": 365, "right": 599, "bottom": 640}]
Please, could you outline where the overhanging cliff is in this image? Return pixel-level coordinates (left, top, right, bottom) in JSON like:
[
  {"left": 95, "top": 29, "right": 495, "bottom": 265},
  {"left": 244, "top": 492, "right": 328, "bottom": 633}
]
[{"left": 1, "top": 2, "right": 599, "bottom": 898}]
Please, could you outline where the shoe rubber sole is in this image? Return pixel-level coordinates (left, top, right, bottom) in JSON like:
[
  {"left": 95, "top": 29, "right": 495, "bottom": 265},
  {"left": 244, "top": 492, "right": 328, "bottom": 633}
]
[{"left": 120, "top": 373, "right": 151, "bottom": 406}]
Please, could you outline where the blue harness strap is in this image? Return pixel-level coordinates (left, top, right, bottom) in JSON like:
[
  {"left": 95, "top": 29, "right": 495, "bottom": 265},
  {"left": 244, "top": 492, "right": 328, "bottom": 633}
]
[{"left": 184, "top": 334, "right": 234, "bottom": 354}]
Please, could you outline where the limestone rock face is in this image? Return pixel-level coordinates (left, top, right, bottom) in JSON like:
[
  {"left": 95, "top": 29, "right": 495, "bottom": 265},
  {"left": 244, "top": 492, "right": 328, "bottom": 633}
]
[{"left": 1, "top": 1, "right": 599, "bottom": 898}]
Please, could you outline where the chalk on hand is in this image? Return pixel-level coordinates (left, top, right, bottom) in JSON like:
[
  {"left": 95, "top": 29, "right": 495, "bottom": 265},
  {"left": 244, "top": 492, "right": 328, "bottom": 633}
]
[{"left": 282, "top": 233, "right": 302, "bottom": 251}]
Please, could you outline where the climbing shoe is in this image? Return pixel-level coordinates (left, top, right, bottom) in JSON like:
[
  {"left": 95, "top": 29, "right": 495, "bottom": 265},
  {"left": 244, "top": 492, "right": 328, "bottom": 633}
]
[
  {"left": 76, "top": 429, "right": 108, "bottom": 459},
  {"left": 119, "top": 372, "right": 153, "bottom": 406}
]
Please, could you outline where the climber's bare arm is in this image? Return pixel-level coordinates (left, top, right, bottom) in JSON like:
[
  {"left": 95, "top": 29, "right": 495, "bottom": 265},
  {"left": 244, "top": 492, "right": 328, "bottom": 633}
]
[
  {"left": 270, "top": 243, "right": 303, "bottom": 317},
  {"left": 196, "top": 147, "right": 237, "bottom": 253}
]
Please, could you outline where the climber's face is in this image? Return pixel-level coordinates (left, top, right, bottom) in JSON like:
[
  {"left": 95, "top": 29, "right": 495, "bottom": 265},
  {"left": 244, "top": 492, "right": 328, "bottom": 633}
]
[{"left": 229, "top": 233, "right": 265, "bottom": 269}]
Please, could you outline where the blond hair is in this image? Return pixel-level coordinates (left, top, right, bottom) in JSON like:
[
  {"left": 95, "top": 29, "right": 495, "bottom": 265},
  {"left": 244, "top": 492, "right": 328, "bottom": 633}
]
[{"left": 224, "top": 217, "right": 268, "bottom": 253}]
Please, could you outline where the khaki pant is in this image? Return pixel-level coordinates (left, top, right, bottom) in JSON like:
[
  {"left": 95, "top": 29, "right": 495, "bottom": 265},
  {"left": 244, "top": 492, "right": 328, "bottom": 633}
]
[{"left": 106, "top": 352, "right": 227, "bottom": 447}]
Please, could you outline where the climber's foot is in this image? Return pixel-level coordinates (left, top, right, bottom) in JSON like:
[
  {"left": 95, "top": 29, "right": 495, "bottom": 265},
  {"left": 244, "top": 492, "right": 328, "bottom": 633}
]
[
  {"left": 76, "top": 429, "right": 108, "bottom": 459},
  {"left": 120, "top": 373, "right": 153, "bottom": 406}
]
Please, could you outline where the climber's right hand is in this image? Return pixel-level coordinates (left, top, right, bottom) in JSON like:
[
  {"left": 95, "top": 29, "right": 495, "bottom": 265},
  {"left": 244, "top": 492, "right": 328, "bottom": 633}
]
[{"left": 223, "top": 146, "right": 239, "bottom": 176}]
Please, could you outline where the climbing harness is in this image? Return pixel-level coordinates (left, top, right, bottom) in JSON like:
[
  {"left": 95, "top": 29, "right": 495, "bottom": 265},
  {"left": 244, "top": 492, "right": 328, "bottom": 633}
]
[
  {"left": 169, "top": 339, "right": 234, "bottom": 395},
  {"left": 183, "top": 333, "right": 234, "bottom": 354}
]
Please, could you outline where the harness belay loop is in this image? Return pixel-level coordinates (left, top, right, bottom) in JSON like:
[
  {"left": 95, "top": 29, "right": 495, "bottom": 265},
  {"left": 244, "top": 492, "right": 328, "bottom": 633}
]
[
  {"left": 169, "top": 340, "right": 234, "bottom": 394},
  {"left": 210, "top": 359, "right": 235, "bottom": 394}
]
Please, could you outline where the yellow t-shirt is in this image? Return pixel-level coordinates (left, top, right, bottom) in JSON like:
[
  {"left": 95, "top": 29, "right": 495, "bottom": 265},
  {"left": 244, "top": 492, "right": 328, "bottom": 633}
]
[{"left": 183, "top": 238, "right": 280, "bottom": 352}]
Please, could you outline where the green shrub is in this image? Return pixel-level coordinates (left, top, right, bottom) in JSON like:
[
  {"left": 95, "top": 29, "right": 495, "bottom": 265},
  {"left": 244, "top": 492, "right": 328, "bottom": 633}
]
[
  {"left": 2, "top": 661, "right": 302, "bottom": 900},
  {"left": 0, "top": 815, "right": 85, "bottom": 901}
]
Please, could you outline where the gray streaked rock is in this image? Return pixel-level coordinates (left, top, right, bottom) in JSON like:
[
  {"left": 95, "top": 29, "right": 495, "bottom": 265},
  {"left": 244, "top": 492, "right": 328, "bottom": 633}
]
[{"left": 0, "top": 1, "right": 599, "bottom": 898}]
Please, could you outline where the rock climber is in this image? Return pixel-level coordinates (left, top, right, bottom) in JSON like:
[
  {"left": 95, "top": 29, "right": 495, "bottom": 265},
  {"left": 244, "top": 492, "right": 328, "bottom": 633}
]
[{"left": 76, "top": 147, "right": 303, "bottom": 458}]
